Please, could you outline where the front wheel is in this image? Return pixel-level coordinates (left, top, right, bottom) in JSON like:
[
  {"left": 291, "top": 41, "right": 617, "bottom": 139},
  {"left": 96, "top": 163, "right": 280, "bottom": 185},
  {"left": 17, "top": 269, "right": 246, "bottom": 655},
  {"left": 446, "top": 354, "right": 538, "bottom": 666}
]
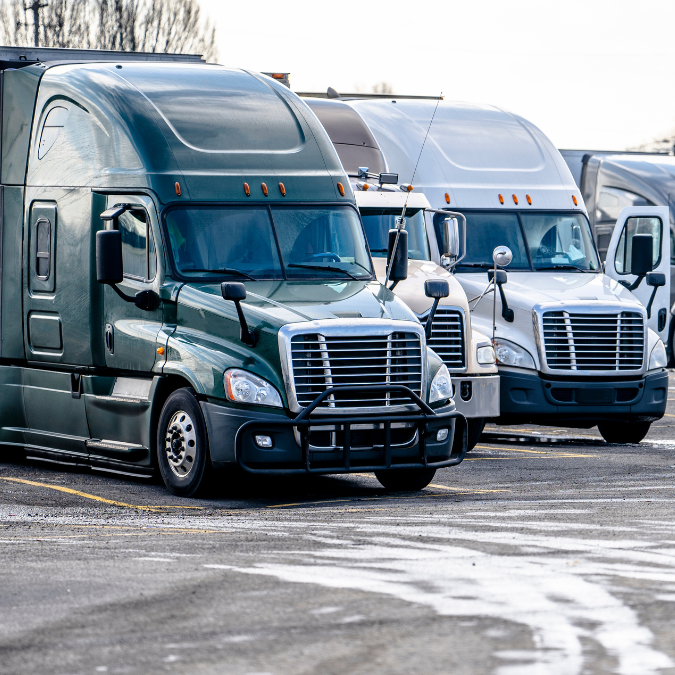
[
  {"left": 597, "top": 421, "right": 651, "bottom": 444},
  {"left": 157, "top": 388, "right": 211, "bottom": 497},
  {"left": 374, "top": 467, "right": 436, "bottom": 492},
  {"left": 466, "top": 418, "right": 486, "bottom": 452}
]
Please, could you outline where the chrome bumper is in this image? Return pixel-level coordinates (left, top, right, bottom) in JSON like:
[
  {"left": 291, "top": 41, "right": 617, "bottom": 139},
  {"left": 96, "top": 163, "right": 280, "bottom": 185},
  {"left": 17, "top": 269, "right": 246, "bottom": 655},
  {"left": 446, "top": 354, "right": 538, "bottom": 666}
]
[{"left": 453, "top": 375, "right": 500, "bottom": 419}]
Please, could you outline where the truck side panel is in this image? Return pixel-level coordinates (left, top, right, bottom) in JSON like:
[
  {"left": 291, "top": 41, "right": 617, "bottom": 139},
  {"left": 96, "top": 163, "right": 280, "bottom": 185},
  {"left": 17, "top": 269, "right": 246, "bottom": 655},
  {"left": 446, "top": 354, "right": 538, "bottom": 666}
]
[{"left": 2, "top": 186, "right": 25, "bottom": 358}]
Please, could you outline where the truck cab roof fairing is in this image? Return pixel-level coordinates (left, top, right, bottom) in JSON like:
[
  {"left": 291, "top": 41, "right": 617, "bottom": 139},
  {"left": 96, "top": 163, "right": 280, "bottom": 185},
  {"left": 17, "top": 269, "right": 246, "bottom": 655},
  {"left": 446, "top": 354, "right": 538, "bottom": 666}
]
[{"left": 26, "top": 63, "right": 347, "bottom": 204}]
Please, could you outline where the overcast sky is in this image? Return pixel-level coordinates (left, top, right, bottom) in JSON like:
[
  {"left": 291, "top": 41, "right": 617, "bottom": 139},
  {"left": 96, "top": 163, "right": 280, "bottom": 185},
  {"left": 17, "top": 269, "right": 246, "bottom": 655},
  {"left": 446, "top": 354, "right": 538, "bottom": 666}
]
[{"left": 197, "top": 0, "right": 675, "bottom": 151}]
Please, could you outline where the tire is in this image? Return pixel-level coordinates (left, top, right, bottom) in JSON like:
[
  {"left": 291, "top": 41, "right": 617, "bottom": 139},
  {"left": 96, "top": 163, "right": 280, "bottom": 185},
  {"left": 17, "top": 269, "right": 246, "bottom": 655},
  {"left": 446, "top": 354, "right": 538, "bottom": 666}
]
[
  {"left": 374, "top": 467, "right": 436, "bottom": 492},
  {"left": 157, "top": 388, "right": 211, "bottom": 497},
  {"left": 597, "top": 421, "right": 651, "bottom": 444},
  {"left": 466, "top": 418, "right": 486, "bottom": 452}
]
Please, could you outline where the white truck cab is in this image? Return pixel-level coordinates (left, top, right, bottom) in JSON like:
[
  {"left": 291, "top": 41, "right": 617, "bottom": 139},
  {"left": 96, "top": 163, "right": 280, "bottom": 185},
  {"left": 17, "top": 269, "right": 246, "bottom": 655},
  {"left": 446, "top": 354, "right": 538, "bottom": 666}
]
[
  {"left": 342, "top": 97, "right": 669, "bottom": 442},
  {"left": 303, "top": 97, "right": 500, "bottom": 448}
]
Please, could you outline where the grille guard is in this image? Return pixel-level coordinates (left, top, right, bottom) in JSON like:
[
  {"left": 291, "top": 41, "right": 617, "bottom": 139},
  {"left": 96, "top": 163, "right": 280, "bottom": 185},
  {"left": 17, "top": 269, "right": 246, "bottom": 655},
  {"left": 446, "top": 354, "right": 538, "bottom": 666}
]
[{"left": 234, "top": 384, "right": 467, "bottom": 475}]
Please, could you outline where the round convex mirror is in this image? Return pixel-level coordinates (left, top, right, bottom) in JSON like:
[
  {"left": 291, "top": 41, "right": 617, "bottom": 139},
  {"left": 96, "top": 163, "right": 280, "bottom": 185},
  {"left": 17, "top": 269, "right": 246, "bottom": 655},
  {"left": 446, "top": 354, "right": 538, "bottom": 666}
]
[{"left": 492, "top": 246, "right": 513, "bottom": 267}]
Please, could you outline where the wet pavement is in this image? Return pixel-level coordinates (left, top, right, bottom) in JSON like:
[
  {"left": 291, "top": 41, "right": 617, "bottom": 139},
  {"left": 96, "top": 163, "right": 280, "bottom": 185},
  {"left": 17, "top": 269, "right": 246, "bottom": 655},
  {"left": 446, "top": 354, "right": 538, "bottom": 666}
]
[{"left": 1, "top": 372, "right": 675, "bottom": 675}]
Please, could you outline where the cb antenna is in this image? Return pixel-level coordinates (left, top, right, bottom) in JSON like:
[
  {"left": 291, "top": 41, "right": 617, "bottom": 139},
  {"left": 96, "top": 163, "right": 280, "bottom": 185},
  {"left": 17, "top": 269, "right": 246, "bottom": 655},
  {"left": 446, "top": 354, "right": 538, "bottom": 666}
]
[{"left": 385, "top": 94, "right": 442, "bottom": 288}]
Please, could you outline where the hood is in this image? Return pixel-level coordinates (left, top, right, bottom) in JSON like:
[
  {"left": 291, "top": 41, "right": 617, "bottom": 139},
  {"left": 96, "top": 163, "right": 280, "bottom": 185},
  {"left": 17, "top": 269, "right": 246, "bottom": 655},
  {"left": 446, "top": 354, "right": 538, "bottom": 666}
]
[
  {"left": 178, "top": 278, "right": 419, "bottom": 331},
  {"left": 456, "top": 270, "right": 639, "bottom": 313},
  {"left": 372, "top": 258, "right": 470, "bottom": 315}
]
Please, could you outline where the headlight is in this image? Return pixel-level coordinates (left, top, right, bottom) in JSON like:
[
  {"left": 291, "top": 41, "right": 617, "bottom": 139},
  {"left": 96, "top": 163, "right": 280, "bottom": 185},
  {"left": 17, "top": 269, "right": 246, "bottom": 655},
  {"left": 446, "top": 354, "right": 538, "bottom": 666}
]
[
  {"left": 429, "top": 364, "right": 452, "bottom": 403},
  {"left": 493, "top": 338, "right": 536, "bottom": 369},
  {"left": 476, "top": 344, "right": 496, "bottom": 365},
  {"left": 649, "top": 340, "right": 668, "bottom": 370},
  {"left": 224, "top": 369, "right": 283, "bottom": 407}
]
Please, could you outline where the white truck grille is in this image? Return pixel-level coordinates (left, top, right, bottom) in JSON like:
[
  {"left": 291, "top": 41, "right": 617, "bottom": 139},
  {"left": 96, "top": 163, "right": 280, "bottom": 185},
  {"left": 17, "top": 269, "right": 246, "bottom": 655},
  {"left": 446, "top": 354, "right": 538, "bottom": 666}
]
[
  {"left": 290, "top": 332, "right": 423, "bottom": 409},
  {"left": 422, "top": 308, "right": 465, "bottom": 370},
  {"left": 542, "top": 310, "right": 644, "bottom": 371}
]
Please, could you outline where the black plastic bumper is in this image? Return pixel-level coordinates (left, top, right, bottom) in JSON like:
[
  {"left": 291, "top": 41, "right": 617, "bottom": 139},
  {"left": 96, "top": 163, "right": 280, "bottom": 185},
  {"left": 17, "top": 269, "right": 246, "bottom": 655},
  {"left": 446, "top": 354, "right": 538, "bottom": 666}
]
[
  {"left": 202, "top": 385, "right": 467, "bottom": 475},
  {"left": 497, "top": 368, "right": 668, "bottom": 427}
]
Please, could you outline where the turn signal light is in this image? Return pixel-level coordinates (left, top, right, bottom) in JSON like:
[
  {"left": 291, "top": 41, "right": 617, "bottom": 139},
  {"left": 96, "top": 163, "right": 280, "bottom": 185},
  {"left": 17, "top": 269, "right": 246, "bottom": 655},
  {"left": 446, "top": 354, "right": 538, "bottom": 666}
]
[
  {"left": 337, "top": 182, "right": 345, "bottom": 196},
  {"left": 157, "top": 347, "right": 165, "bottom": 355},
  {"left": 261, "top": 182, "right": 268, "bottom": 196},
  {"left": 445, "top": 192, "right": 450, "bottom": 204},
  {"left": 526, "top": 194, "right": 532, "bottom": 205},
  {"left": 498, "top": 194, "right": 504, "bottom": 204},
  {"left": 279, "top": 182, "right": 286, "bottom": 196},
  {"left": 174, "top": 182, "right": 181, "bottom": 196},
  {"left": 512, "top": 194, "right": 518, "bottom": 205},
  {"left": 572, "top": 195, "right": 578, "bottom": 206},
  {"left": 243, "top": 182, "right": 251, "bottom": 197}
]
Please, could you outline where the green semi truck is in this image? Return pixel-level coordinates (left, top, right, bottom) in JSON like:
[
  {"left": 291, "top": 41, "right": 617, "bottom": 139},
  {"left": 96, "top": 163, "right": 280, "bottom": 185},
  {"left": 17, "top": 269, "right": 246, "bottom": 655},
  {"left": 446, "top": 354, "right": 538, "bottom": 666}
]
[{"left": 0, "top": 47, "right": 466, "bottom": 496}]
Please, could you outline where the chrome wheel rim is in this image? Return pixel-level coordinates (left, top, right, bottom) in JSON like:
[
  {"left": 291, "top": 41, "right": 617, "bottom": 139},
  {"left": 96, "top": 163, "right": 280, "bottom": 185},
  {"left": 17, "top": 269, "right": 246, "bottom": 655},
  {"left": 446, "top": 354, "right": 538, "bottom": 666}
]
[{"left": 165, "top": 410, "right": 197, "bottom": 479}]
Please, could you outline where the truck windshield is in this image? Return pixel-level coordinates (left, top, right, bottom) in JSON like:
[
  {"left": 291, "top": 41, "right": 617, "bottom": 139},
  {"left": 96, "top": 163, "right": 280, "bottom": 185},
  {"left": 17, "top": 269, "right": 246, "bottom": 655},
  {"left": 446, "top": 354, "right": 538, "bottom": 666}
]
[
  {"left": 164, "top": 205, "right": 373, "bottom": 281},
  {"left": 452, "top": 211, "right": 600, "bottom": 272},
  {"left": 360, "top": 208, "right": 431, "bottom": 260}
]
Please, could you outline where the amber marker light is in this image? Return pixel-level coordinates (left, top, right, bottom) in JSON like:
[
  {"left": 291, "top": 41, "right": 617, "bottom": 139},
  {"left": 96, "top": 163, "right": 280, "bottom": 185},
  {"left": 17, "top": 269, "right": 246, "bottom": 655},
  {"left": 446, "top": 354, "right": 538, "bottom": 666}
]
[
  {"left": 243, "top": 182, "right": 251, "bottom": 197},
  {"left": 445, "top": 193, "right": 450, "bottom": 204},
  {"left": 337, "top": 182, "right": 345, "bottom": 196},
  {"left": 279, "top": 182, "right": 286, "bottom": 196},
  {"left": 526, "top": 194, "right": 532, "bottom": 205},
  {"left": 572, "top": 195, "right": 578, "bottom": 206},
  {"left": 512, "top": 194, "right": 518, "bottom": 205},
  {"left": 498, "top": 194, "right": 504, "bottom": 204},
  {"left": 174, "top": 182, "right": 181, "bottom": 196},
  {"left": 157, "top": 347, "right": 165, "bottom": 355},
  {"left": 261, "top": 182, "right": 268, "bottom": 196}
]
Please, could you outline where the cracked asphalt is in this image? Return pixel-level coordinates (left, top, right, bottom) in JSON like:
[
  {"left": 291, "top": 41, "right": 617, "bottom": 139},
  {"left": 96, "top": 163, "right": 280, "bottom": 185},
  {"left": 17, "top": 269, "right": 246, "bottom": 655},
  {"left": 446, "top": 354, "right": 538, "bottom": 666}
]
[{"left": 2, "top": 373, "right": 675, "bottom": 675}]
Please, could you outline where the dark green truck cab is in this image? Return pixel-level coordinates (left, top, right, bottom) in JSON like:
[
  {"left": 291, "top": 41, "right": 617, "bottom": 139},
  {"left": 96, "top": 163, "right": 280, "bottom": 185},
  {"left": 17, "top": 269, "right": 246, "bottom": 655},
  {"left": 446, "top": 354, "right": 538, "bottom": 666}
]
[{"left": 0, "top": 47, "right": 466, "bottom": 496}]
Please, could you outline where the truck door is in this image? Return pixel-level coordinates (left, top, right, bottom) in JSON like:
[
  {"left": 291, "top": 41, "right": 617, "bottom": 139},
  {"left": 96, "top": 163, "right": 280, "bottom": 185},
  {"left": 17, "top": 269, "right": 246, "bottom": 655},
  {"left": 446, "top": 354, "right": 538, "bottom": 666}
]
[{"left": 605, "top": 206, "right": 670, "bottom": 341}]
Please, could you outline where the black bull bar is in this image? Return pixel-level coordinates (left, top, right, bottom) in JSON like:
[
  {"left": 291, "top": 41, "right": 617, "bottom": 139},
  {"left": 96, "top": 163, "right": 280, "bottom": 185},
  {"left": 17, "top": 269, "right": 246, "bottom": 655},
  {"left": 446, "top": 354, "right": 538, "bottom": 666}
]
[{"left": 234, "top": 385, "right": 468, "bottom": 475}]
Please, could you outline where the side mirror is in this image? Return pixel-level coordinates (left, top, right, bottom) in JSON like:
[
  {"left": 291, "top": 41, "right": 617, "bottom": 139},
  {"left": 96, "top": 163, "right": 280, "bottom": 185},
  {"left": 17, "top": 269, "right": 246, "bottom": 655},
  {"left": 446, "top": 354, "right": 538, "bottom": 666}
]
[
  {"left": 387, "top": 228, "right": 408, "bottom": 282},
  {"left": 96, "top": 229, "right": 123, "bottom": 284},
  {"left": 647, "top": 272, "right": 666, "bottom": 288},
  {"left": 423, "top": 279, "right": 450, "bottom": 340},
  {"left": 488, "top": 269, "right": 508, "bottom": 285},
  {"left": 221, "top": 282, "right": 256, "bottom": 347},
  {"left": 631, "top": 234, "right": 654, "bottom": 277},
  {"left": 492, "top": 245, "right": 513, "bottom": 268},
  {"left": 424, "top": 279, "right": 450, "bottom": 299},
  {"left": 442, "top": 217, "right": 460, "bottom": 259}
]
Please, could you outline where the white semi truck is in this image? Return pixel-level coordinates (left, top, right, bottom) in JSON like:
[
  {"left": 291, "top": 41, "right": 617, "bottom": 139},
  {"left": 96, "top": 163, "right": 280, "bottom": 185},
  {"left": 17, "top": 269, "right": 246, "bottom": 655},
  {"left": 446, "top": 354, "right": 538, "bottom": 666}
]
[
  {"left": 304, "top": 97, "right": 500, "bottom": 449},
  {"left": 325, "top": 96, "right": 668, "bottom": 442}
]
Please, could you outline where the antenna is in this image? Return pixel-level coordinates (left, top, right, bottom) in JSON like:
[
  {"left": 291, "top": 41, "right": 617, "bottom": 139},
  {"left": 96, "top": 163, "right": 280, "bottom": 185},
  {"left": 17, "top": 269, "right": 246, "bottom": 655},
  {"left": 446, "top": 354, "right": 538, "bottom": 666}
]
[{"left": 385, "top": 94, "right": 442, "bottom": 288}]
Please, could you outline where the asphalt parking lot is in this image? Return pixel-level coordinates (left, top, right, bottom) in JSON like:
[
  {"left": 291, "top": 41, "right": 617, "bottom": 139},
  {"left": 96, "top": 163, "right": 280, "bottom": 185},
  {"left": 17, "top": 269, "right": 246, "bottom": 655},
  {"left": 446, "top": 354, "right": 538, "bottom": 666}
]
[{"left": 2, "top": 374, "right": 675, "bottom": 675}]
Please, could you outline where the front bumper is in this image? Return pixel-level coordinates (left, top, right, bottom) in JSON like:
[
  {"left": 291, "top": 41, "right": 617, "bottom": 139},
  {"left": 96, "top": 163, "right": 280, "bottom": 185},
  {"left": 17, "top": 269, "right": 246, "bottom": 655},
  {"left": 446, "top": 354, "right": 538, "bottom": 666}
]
[
  {"left": 202, "top": 385, "right": 467, "bottom": 475},
  {"left": 452, "top": 374, "right": 499, "bottom": 419},
  {"left": 497, "top": 368, "right": 668, "bottom": 426}
]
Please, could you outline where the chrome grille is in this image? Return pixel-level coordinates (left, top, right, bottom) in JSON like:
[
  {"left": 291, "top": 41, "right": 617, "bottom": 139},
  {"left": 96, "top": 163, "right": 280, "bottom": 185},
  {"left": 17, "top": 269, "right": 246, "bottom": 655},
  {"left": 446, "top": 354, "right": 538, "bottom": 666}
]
[
  {"left": 542, "top": 310, "right": 644, "bottom": 371},
  {"left": 290, "top": 332, "right": 423, "bottom": 409},
  {"left": 422, "top": 308, "right": 465, "bottom": 370}
]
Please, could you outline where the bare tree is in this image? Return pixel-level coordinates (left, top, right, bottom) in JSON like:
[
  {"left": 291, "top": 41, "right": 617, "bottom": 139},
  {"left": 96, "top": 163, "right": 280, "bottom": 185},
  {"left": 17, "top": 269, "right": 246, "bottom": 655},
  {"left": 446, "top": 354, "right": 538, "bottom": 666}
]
[
  {"left": 0, "top": 0, "right": 218, "bottom": 61},
  {"left": 372, "top": 81, "right": 394, "bottom": 94}
]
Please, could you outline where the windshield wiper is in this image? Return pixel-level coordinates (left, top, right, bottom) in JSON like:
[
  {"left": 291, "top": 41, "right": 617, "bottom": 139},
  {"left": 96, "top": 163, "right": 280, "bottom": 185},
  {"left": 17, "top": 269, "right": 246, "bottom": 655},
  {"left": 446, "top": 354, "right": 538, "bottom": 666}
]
[
  {"left": 183, "top": 267, "right": 257, "bottom": 281},
  {"left": 535, "top": 264, "right": 594, "bottom": 273},
  {"left": 456, "top": 262, "right": 493, "bottom": 268},
  {"left": 287, "top": 263, "right": 361, "bottom": 281},
  {"left": 369, "top": 248, "right": 388, "bottom": 253}
]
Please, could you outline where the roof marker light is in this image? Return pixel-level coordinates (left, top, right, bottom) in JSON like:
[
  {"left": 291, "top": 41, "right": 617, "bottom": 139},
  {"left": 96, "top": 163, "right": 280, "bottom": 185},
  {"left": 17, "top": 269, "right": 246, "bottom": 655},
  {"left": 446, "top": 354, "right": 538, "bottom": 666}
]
[
  {"left": 399, "top": 184, "right": 413, "bottom": 192},
  {"left": 498, "top": 194, "right": 504, "bottom": 204},
  {"left": 526, "top": 194, "right": 532, "bottom": 205},
  {"left": 261, "top": 182, "right": 268, "bottom": 197},
  {"left": 243, "top": 182, "right": 251, "bottom": 197},
  {"left": 512, "top": 194, "right": 518, "bottom": 205},
  {"left": 174, "top": 182, "right": 181, "bottom": 196},
  {"left": 337, "top": 182, "right": 345, "bottom": 196},
  {"left": 445, "top": 192, "right": 450, "bottom": 204},
  {"left": 572, "top": 195, "right": 578, "bottom": 206},
  {"left": 279, "top": 182, "right": 286, "bottom": 196}
]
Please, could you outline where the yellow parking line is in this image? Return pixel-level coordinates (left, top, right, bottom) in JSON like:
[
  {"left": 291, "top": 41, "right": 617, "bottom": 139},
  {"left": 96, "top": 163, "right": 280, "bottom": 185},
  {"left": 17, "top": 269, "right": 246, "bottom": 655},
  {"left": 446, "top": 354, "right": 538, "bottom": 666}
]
[
  {"left": 0, "top": 477, "right": 203, "bottom": 511},
  {"left": 473, "top": 445, "right": 597, "bottom": 458},
  {"left": 428, "top": 483, "right": 508, "bottom": 493}
]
